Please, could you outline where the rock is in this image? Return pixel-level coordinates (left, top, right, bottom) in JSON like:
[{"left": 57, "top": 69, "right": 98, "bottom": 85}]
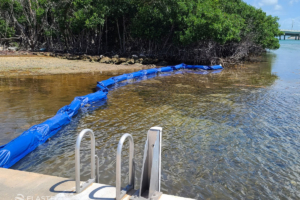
[
  {"left": 79, "top": 54, "right": 88, "bottom": 60},
  {"left": 45, "top": 52, "right": 50, "bottom": 56},
  {"left": 100, "top": 56, "right": 112, "bottom": 64},
  {"left": 142, "top": 58, "right": 156, "bottom": 64},
  {"left": 137, "top": 58, "right": 143, "bottom": 64},
  {"left": 68, "top": 55, "right": 79, "bottom": 60},
  {"left": 100, "top": 55, "right": 104, "bottom": 58},
  {"left": 112, "top": 54, "right": 119, "bottom": 58},
  {"left": 127, "top": 58, "right": 135, "bottom": 64},
  {"left": 90, "top": 56, "right": 100, "bottom": 62},
  {"left": 119, "top": 57, "right": 127, "bottom": 62},
  {"left": 112, "top": 57, "right": 120, "bottom": 64}
]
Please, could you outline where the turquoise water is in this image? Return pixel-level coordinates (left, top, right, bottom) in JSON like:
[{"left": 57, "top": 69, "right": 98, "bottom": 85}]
[{"left": 1, "top": 40, "right": 299, "bottom": 199}]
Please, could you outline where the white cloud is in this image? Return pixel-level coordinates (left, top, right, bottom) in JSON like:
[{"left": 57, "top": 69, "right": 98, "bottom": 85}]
[
  {"left": 274, "top": 4, "right": 282, "bottom": 10},
  {"left": 289, "top": 0, "right": 299, "bottom": 5}
]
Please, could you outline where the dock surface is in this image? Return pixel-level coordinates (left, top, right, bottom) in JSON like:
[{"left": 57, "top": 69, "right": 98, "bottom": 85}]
[{"left": 0, "top": 168, "right": 194, "bottom": 200}]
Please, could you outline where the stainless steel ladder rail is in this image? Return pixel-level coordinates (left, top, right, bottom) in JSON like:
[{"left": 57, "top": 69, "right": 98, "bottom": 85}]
[
  {"left": 75, "top": 129, "right": 99, "bottom": 193},
  {"left": 116, "top": 133, "right": 135, "bottom": 200}
]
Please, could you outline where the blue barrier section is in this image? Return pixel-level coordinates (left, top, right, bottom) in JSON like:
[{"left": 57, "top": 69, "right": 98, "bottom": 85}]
[
  {"left": 210, "top": 65, "right": 223, "bottom": 70},
  {"left": 141, "top": 68, "right": 158, "bottom": 75},
  {"left": 95, "top": 84, "right": 108, "bottom": 93},
  {"left": 128, "top": 71, "right": 143, "bottom": 79},
  {"left": 57, "top": 98, "right": 82, "bottom": 118},
  {"left": 172, "top": 63, "right": 185, "bottom": 70},
  {"left": 113, "top": 74, "right": 129, "bottom": 83},
  {"left": 0, "top": 113, "right": 71, "bottom": 168},
  {"left": 0, "top": 63, "right": 222, "bottom": 168},
  {"left": 99, "top": 78, "right": 115, "bottom": 87},
  {"left": 158, "top": 67, "right": 173, "bottom": 72},
  {"left": 186, "top": 65, "right": 210, "bottom": 70}
]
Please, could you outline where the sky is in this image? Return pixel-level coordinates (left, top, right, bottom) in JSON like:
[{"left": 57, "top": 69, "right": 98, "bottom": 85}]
[{"left": 243, "top": 0, "right": 300, "bottom": 30}]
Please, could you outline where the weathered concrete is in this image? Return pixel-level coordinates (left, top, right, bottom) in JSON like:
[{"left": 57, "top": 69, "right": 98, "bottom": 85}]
[{"left": 0, "top": 168, "right": 194, "bottom": 200}]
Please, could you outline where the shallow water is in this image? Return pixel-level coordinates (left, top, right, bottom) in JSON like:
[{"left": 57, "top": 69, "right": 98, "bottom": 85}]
[{"left": 1, "top": 40, "right": 300, "bottom": 199}]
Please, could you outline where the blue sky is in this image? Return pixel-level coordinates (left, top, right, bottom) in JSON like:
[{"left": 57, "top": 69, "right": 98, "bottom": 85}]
[{"left": 243, "top": 0, "right": 300, "bottom": 30}]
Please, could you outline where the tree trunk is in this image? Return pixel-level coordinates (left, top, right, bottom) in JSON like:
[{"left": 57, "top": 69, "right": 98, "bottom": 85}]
[
  {"left": 123, "top": 15, "right": 126, "bottom": 53},
  {"left": 116, "top": 18, "right": 122, "bottom": 53}
]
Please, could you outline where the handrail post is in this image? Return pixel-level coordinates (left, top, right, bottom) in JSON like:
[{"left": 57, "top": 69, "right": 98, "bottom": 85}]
[
  {"left": 116, "top": 133, "right": 135, "bottom": 200},
  {"left": 75, "top": 129, "right": 97, "bottom": 193}
]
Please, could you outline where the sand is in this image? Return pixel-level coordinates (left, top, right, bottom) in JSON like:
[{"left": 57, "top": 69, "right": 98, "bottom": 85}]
[{"left": 0, "top": 56, "right": 154, "bottom": 76}]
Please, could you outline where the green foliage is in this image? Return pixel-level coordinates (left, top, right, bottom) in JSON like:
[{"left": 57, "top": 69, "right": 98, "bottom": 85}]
[
  {"left": 0, "top": 18, "right": 15, "bottom": 38},
  {"left": 0, "top": 0, "right": 282, "bottom": 51}
]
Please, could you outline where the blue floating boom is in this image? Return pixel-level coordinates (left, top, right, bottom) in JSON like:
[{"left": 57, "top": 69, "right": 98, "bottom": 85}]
[
  {"left": 99, "top": 78, "right": 115, "bottom": 87},
  {"left": 172, "top": 63, "right": 185, "bottom": 70},
  {"left": 210, "top": 65, "right": 223, "bottom": 70},
  {"left": 128, "top": 71, "right": 143, "bottom": 79},
  {"left": 141, "top": 68, "right": 158, "bottom": 75},
  {"left": 158, "top": 67, "right": 173, "bottom": 72},
  {"left": 0, "top": 63, "right": 222, "bottom": 168},
  {"left": 113, "top": 74, "right": 129, "bottom": 83}
]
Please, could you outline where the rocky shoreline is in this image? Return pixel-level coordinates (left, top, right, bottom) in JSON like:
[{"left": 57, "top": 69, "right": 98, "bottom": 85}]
[
  {"left": 0, "top": 50, "right": 169, "bottom": 66},
  {"left": 0, "top": 54, "right": 158, "bottom": 77}
]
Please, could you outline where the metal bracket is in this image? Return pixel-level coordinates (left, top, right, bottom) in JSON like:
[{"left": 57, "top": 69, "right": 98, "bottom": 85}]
[{"left": 130, "top": 127, "right": 162, "bottom": 200}]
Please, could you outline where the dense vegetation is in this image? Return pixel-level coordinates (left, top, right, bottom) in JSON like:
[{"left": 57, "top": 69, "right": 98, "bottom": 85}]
[{"left": 0, "top": 0, "right": 282, "bottom": 64}]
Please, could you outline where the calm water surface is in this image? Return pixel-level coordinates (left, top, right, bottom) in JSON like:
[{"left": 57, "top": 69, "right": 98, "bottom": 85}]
[{"left": 1, "top": 40, "right": 300, "bottom": 199}]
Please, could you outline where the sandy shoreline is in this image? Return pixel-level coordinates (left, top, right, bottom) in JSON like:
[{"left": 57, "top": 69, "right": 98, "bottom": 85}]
[{"left": 0, "top": 56, "right": 154, "bottom": 77}]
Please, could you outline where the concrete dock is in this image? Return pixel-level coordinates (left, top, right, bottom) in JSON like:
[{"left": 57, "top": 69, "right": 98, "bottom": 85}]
[{"left": 0, "top": 168, "right": 194, "bottom": 200}]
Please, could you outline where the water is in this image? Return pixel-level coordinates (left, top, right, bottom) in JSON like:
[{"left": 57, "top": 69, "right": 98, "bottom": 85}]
[{"left": 1, "top": 40, "right": 300, "bottom": 199}]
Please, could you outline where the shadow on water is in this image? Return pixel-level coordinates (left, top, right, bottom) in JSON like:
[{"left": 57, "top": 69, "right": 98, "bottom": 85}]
[{"left": 3, "top": 45, "right": 300, "bottom": 199}]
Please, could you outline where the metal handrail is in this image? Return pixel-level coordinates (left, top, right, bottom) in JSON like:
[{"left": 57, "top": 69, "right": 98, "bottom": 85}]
[
  {"left": 116, "top": 133, "right": 135, "bottom": 200},
  {"left": 75, "top": 129, "right": 98, "bottom": 193}
]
